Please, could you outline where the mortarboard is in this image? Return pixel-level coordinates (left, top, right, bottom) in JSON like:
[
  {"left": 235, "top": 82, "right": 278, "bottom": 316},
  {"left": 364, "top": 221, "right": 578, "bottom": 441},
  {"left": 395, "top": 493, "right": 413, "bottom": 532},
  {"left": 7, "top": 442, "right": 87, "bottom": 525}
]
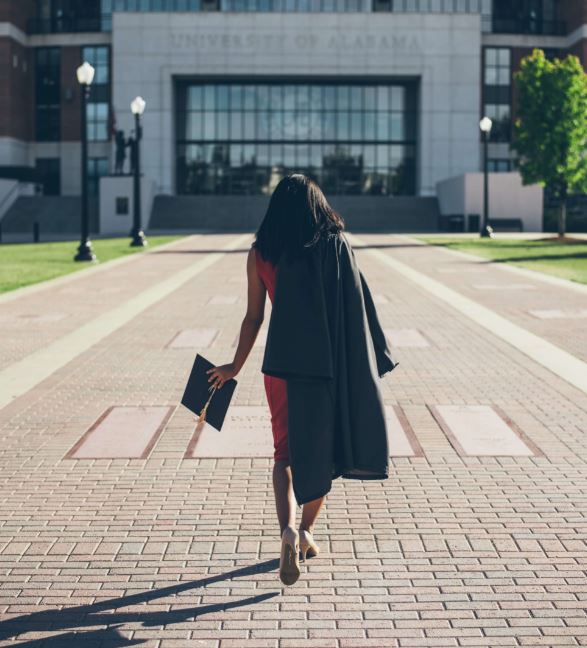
[{"left": 180, "top": 354, "right": 238, "bottom": 432}]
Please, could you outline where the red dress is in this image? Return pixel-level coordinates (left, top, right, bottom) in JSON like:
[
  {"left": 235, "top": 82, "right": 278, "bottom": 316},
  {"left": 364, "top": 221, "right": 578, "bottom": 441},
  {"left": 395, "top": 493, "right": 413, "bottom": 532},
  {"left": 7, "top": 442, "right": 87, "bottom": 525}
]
[{"left": 254, "top": 247, "right": 289, "bottom": 463}]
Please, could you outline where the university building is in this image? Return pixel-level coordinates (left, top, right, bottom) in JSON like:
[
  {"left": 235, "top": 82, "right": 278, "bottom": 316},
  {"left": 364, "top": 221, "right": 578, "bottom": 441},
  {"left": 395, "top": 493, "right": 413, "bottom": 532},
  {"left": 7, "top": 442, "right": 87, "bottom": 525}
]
[{"left": 0, "top": 1, "right": 586, "bottom": 233}]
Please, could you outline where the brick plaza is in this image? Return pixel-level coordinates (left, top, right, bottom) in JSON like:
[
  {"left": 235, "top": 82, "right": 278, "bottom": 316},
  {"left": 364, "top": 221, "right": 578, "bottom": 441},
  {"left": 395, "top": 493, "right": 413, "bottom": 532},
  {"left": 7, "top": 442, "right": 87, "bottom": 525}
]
[{"left": 0, "top": 233, "right": 586, "bottom": 647}]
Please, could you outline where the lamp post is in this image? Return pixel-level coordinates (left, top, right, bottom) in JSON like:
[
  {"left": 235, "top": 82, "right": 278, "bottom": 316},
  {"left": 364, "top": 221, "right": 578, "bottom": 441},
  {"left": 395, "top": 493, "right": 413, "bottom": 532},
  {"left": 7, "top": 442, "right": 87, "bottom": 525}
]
[
  {"left": 130, "top": 96, "right": 147, "bottom": 247},
  {"left": 479, "top": 116, "right": 494, "bottom": 239},
  {"left": 74, "top": 61, "right": 96, "bottom": 262}
]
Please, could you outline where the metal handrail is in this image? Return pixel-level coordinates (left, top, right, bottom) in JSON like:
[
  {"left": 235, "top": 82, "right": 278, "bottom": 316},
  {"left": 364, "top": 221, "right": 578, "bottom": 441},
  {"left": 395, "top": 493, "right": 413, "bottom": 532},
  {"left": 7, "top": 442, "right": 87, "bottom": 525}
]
[{"left": 0, "top": 182, "right": 20, "bottom": 222}]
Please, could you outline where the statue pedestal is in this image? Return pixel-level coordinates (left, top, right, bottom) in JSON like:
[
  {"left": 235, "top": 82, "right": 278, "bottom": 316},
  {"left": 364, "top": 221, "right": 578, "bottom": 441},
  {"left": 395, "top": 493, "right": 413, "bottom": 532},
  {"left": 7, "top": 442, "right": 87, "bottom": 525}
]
[{"left": 99, "top": 174, "right": 155, "bottom": 236}]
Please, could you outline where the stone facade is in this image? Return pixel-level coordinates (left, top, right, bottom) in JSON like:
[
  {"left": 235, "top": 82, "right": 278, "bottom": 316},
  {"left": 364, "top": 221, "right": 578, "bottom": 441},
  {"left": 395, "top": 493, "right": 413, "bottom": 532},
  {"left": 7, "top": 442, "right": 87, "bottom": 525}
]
[{"left": 111, "top": 11, "right": 482, "bottom": 198}]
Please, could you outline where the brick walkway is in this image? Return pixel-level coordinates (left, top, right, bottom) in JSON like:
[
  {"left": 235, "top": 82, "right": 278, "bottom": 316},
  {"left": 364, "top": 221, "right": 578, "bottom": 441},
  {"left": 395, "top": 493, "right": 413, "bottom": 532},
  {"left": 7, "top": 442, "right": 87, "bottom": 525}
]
[{"left": 1, "top": 232, "right": 586, "bottom": 647}]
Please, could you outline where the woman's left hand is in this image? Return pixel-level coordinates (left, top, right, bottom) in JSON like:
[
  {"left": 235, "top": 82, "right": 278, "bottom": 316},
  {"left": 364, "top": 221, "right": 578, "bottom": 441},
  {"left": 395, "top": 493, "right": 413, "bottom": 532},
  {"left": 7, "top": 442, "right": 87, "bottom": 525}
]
[{"left": 206, "top": 363, "right": 237, "bottom": 389}]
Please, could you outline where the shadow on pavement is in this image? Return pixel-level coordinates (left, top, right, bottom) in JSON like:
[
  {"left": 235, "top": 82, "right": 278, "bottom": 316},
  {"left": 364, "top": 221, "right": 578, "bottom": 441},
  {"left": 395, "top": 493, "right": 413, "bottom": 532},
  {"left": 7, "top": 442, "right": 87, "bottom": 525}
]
[
  {"left": 476, "top": 252, "right": 587, "bottom": 264},
  {"left": 151, "top": 242, "right": 424, "bottom": 255},
  {"left": 0, "top": 559, "right": 281, "bottom": 646}
]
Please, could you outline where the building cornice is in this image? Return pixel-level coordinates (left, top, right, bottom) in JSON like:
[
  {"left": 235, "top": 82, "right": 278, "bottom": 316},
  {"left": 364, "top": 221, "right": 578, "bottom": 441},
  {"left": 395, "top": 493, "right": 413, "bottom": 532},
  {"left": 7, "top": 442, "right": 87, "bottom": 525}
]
[
  {"left": 566, "top": 24, "right": 587, "bottom": 48},
  {"left": 28, "top": 32, "right": 111, "bottom": 47},
  {"left": 0, "top": 22, "right": 27, "bottom": 47},
  {"left": 481, "top": 33, "right": 567, "bottom": 49},
  {"left": 0, "top": 24, "right": 111, "bottom": 48},
  {"left": 482, "top": 25, "right": 587, "bottom": 51}
]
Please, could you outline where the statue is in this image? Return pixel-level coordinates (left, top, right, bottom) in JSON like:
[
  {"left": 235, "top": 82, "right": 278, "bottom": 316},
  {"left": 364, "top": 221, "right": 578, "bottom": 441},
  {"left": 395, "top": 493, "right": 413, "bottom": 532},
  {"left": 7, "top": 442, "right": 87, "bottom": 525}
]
[
  {"left": 114, "top": 129, "right": 127, "bottom": 175},
  {"left": 127, "top": 132, "right": 137, "bottom": 175}
]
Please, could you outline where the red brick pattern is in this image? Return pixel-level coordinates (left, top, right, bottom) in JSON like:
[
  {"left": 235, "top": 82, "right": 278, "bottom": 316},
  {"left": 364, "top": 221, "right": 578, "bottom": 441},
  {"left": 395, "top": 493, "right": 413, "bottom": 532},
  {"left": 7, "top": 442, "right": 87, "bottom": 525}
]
[{"left": 1, "top": 232, "right": 587, "bottom": 646}]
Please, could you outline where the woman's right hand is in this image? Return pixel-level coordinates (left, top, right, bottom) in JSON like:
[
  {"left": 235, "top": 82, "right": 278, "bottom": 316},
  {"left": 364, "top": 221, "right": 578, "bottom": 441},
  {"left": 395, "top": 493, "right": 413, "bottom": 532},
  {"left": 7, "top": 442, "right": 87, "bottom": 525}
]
[{"left": 206, "top": 362, "right": 237, "bottom": 389}]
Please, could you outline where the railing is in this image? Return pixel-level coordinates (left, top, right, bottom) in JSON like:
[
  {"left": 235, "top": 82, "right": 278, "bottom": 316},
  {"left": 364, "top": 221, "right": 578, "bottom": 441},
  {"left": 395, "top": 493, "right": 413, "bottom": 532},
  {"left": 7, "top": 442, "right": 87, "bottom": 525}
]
[{"left": 492, "top": 18, "right": 567, "bottom": 36}]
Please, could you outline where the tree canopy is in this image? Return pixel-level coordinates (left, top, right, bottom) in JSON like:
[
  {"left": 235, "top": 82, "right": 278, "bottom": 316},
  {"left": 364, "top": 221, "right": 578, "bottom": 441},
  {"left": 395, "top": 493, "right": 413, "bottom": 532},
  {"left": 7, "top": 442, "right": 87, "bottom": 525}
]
[{"left": 512, "top": 49, "right": 587, "bottom": 235}]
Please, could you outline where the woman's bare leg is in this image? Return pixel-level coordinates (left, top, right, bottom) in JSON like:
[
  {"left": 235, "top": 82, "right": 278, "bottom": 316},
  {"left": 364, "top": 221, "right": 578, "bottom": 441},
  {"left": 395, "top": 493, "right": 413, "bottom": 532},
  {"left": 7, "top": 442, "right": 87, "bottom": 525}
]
[
  {"left": 273, "top": 459, "right": 296, "bottom": 535},
  {"left": 300, "top": 496, "right": 326, "bottom": 533}
]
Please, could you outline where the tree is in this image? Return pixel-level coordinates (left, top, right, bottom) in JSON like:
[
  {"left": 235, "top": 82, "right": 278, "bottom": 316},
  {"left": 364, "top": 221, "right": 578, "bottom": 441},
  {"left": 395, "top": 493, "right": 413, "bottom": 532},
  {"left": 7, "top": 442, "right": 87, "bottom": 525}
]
[{"left": 512, "top": 49, "right": 587, "bottom": 237}]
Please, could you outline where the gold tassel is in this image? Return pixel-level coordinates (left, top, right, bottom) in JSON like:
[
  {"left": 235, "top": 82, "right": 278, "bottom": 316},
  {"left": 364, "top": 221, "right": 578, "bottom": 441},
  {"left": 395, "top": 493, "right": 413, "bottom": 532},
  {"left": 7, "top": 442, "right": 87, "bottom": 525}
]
[{"left": 197, "top": 383, "right": 217, "bottom": 423}]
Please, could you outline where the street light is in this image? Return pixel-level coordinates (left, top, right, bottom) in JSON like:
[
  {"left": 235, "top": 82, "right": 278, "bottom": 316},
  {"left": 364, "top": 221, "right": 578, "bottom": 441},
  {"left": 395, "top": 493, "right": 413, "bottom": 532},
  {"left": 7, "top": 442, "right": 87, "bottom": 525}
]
[
  {"left": 479, "top": 116, "right": 494, "bottom": 239},
  {"left": 130, "top": 96, "right": 147, "bottom": 247},
  {"left": 74, "top": 61, "right": 97, "bottom": 261}
]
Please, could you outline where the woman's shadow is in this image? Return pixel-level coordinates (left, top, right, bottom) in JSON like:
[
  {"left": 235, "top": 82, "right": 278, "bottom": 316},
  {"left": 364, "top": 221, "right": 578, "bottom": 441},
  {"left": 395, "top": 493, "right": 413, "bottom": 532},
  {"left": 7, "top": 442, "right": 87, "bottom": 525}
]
[{"left": 0, "top": 559, "right": 281, "bottom": 647}]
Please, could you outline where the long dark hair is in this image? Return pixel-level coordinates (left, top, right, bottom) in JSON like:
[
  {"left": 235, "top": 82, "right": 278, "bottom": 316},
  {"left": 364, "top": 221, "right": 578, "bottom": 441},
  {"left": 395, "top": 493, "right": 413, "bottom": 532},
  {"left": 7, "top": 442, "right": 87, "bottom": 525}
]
[{"left": 252, "top": 173, "right": 345, "bottom": 265}]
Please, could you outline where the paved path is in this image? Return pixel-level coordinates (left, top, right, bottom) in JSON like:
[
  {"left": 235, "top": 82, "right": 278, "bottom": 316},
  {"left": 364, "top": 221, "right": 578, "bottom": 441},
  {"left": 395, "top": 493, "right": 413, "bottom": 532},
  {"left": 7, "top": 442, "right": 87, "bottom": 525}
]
[{"left": 0, "top": 232, "right": 586, "bottom": 647}]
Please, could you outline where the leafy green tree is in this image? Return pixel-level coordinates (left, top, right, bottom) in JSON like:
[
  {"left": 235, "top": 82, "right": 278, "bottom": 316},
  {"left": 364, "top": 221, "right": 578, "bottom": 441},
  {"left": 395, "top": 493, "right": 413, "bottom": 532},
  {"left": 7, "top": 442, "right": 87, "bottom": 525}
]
[{"left": 512, "top": 49, "right": 587, "bottom": 237}]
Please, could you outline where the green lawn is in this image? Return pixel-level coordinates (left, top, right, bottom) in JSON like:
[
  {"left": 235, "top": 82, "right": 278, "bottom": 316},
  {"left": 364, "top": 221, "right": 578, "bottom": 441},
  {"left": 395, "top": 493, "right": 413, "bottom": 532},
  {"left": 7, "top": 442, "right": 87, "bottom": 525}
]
[
  {"left": 0, "top": 236, "right": 183, "bottom": 294},
  {"left": 419, "top": 236, "right": 587, "bottom": 286}
]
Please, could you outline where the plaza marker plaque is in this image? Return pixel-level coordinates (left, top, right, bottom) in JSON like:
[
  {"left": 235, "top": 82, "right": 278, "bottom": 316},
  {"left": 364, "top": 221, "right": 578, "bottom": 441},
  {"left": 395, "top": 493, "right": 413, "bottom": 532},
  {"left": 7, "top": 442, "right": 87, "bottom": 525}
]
[
  {"left": 429, "top": 405, "right": 543, "bottom": 457},
  {"left": 186, "top": 405, "right": 424, "bottom": 458},
  {"left": 208, "top": 295, "right": 239, "bottom": 305},
  {"left": 384, "top": 328, "right": 430, "bottom": 348},
  {"left": 66, "top": 406, "right": 173, "bottom": 459},
  {"left": 186, "top": 406, "right": 273, "bottom": 458},
  {"left": 233, "top": 327, "right": 267, "bottom": 348},
  {"left": 167, "top": 328, "right": 219, "bottom": 349}
]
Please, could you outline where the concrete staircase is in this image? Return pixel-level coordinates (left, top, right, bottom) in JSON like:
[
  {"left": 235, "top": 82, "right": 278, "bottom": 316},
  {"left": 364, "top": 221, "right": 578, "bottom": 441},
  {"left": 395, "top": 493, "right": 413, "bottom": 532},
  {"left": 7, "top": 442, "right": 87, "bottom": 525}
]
[
  {"left": 0, "top": 197, "right": 98, "bottom": 236},
  {"left": 149, "top": 195, "right": 440, "bottom": 232}
]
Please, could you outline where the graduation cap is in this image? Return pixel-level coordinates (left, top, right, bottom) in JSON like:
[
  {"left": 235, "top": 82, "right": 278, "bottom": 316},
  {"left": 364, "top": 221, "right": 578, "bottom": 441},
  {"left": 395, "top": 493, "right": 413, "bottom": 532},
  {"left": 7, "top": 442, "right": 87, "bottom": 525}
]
[{"left": 180, "top": 354, "right": 238, "bottom": 432}]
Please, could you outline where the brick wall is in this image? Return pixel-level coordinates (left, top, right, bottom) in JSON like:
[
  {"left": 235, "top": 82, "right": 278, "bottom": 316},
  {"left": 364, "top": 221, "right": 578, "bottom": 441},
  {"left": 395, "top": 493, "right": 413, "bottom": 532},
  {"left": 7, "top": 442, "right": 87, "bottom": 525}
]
[
  {"left": 0, "top": 37, "right": 33, "bottom": 140},
  {"left": 559, "top": 0, "right": 587, "bottom": 33},
  {"left": 569, "top": 39, "right": 587, "bottom": 68},
  {"left": 61, "top": 47, "right": 81, "bottom": 142},
  {"left": 0, "top": 0, "right": 35, "bottom": 32}
]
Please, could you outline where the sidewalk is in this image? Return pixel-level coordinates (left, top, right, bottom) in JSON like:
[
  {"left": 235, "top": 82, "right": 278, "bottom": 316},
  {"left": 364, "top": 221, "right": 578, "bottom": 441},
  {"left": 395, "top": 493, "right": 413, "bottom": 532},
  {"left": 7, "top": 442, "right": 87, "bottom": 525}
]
[
  {"left": 1, "top": 232, "right": 586, "bottom": 647},
  {"left": 355, "top": 233, "right": 587, "bottom": 365}
]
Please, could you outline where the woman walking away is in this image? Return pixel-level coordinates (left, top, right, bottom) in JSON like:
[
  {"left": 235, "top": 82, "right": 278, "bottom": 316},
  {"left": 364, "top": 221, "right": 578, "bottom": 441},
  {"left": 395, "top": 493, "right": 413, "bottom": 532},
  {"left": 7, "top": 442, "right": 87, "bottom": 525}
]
[{"left": 206, "top": 173, "right": 398, "bottom": 586}]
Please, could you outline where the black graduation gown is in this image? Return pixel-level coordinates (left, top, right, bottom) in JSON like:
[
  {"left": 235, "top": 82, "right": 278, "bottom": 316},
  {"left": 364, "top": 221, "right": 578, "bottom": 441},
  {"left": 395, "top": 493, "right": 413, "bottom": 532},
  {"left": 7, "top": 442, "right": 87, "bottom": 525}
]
[{"left": 261, "top": 231, "right": 399, "bottom": 506}]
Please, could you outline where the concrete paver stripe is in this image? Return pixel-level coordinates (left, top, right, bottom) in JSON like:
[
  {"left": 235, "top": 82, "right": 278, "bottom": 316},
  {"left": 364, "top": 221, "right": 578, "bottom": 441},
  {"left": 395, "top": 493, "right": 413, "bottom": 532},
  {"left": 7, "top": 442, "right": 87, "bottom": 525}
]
[
  {"left": 65, "top": 406, "right": 174, "bottom": 459},
  {"left": 386, "top": 405, "right": 424, "bottom": 457},
  {"left": 0, "top": 234, "right": 194, "bottom": 305},
  {"left": 472, "top": 283, "right": 536, "bottom": 290},
  {"left": 347, "top": 232, "right": 587, "bottom": 395},
  {"left": 166, "top": 328, "right": 219, "bottom": 348},
  {"left": 429, "top": 404, "right": 544, "bottom": 457},
  {"left": 0, "top": 234, "right": 251, "bottom": 411}
]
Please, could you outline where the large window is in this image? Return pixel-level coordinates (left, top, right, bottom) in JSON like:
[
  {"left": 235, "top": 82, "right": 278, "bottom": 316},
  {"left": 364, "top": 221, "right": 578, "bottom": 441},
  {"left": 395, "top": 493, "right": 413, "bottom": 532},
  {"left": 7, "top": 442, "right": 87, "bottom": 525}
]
[
  {"left": 492, "top": 0, "right": 565, "bottom": 36},
  {"left": 82, "top": 46, "right": 111, "bottom": 141},
  {"left": 31, "top": 0, "right": 102, "bottom": 33},
  {"left": 483, "top": 47, "right": 511, "bottom": 143},
  {"left": 488, "top": 158, "right": 512, "bottom": 172},
  {"left": 35, "top": 48, "right": 61, "bottom": 142},
  {"left": 103, "top": 0, "right": 486, "bottom": 11},
  {"left": 176, "top": 81, "right": 418, "bottom": 196},
  {"left": 31, "top": 0, "right": 491, "bottom": 32}
]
